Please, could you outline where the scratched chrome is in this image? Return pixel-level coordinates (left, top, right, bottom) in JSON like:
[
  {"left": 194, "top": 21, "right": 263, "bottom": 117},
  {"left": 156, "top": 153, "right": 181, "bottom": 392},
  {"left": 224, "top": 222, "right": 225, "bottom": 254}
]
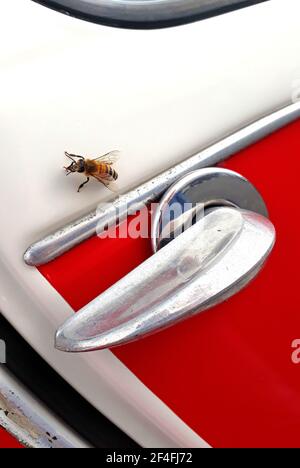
[
  {"left": 55, "top": 207, "right": 275, "bottom": 352},
  {"left": 24, "top": 102, "right": 299, "bottom": 266},
  {"left": 152, "top": 168, "right": 268, "bottom": 252},
  {"left": 0, "top": 367, "right": 89, "bottom": 448}
]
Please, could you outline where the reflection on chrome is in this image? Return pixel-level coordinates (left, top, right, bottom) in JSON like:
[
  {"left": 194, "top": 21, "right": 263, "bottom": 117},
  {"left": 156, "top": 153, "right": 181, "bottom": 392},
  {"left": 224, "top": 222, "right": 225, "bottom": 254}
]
[{"left": 55, "top": 207, "right": 276, "bottom": 353}]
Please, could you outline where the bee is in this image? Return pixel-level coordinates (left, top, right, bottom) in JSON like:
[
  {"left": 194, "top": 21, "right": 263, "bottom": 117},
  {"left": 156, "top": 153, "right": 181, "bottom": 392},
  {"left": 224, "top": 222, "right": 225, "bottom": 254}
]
[{"left": 64, "top": 151, "right": 119, "bottom": 192}]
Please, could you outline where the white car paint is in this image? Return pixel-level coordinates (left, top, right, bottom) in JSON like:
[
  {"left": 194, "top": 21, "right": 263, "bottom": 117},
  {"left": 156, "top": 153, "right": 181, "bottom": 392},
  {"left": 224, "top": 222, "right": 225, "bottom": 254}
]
[{"left": 0, "top": 0, "right": 299, "bottom": 447}]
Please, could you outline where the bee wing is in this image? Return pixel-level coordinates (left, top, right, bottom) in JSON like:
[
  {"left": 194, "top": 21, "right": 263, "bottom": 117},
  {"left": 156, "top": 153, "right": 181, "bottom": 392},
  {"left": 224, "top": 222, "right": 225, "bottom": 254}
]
[
  {"left": 91, "top": 173, "right": 119, "bottom": 194},
  {"left": 93, "top": 150, "right": 120, "bottom": 165}
]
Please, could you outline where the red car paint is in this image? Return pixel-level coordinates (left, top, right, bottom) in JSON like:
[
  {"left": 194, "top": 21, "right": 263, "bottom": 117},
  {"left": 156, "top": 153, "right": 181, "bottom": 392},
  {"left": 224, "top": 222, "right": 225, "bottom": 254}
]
[
  {"left": 37, "top": 119, "right": 300, "bottom": 448},
  {"left": 0, "top": 428, "right": 23, "bottom": 449}
]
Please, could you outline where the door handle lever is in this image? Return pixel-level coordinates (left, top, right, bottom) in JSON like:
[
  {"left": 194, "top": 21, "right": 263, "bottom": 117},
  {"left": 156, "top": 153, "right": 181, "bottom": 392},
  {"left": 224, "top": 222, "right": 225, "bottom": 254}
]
[{"left": 55, "top": 168, "right": 275, "bottom": 353}]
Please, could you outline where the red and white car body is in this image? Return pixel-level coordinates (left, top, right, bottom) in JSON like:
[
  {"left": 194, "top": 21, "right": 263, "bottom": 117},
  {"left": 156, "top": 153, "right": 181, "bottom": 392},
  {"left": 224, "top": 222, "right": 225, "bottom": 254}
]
[{"left": 1, "top": 0, "right": 300, "bottom": 448}]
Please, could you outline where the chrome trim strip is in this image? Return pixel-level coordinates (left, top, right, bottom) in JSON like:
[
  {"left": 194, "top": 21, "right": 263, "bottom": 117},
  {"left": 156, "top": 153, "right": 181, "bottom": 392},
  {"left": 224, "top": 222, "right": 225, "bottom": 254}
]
[
  {"left": 24, "top": 102, "right": 300, "bottom": 266},
  {"left": 0, "top": 367, "right": 90, "bottom": 448}
]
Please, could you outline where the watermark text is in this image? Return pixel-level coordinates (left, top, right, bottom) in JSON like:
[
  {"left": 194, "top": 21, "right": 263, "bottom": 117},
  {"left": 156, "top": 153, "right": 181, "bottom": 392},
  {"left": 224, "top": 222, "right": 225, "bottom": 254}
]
[{"left": 291, "top": 339, "right": 300, "bottom": 364}]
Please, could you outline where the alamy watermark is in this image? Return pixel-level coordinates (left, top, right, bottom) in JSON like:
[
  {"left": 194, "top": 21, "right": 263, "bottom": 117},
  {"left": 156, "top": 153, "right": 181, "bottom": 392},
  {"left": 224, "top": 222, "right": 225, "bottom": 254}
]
[
  {"left": 292, "top": 79, "right": 300, "bottom": 103},
  {"left": 95, "top": 201, "right": 205, "bottom": 241},
  {"left": 291, "top": 339, "right": 300, "bottom": 365},
  {"left": 0, "top": 339, "right": 6, "bottom": 364},
  {"left": 292, "top": 68, "right": 300, "bottom": 103}
]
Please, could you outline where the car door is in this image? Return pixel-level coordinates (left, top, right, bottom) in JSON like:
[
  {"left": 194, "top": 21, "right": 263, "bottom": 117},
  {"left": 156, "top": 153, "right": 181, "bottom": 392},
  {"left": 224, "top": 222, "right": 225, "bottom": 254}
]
[{"left": 1, "top": 0, "right": 300, "bottom": 448}]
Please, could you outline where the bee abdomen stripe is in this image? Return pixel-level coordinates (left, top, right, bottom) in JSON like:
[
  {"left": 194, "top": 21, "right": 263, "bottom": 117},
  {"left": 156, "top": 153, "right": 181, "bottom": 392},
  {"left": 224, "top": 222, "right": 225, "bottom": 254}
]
[{"left": 98, "top": 164, "right": 118, "bottom": 180}]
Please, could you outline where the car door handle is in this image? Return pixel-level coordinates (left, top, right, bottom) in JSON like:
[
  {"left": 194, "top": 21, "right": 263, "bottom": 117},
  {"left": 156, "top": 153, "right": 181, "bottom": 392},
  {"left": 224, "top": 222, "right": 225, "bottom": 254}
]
[{"left": 55, "top": 168, "right": 275, "bottom": 353}]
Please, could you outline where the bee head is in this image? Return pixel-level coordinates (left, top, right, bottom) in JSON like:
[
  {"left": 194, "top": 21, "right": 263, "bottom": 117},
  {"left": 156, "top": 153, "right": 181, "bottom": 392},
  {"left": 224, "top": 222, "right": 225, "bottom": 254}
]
[
  {"left": 64, "top": 161, "right": 79, "bottom": 174},
  {"left": 64, "top": 152, "right": 85, "bottom": 175}
]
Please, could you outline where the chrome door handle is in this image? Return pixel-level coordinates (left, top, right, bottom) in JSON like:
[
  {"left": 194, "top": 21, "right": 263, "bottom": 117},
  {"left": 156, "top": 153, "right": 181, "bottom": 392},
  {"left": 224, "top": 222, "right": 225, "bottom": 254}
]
[{"left": 55, "top": 168, "right": 275, "bottom": 353}]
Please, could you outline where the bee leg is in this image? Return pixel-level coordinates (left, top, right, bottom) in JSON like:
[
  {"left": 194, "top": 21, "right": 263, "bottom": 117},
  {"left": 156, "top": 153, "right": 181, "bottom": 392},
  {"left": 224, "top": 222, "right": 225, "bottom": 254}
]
[{"left": 78, "top": 177, "right": 90, "bottom": 193}]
